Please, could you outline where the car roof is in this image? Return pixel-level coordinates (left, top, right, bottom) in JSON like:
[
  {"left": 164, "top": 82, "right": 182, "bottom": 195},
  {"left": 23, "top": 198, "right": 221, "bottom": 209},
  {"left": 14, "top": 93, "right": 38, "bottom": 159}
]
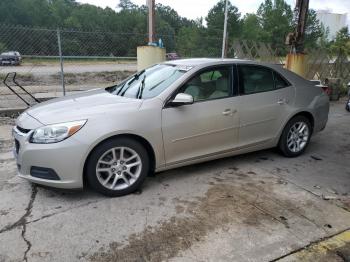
[
  {"left": 163, "top": 58, "right": 288, "bottom": 68},
  {"left": 164, "top": 58, "right": 288, "bottom": 72},
  {"left": 165, "top": 58, "right": 246, "bottom": 67},
  {"left": 1, "top": 51, "right": 19, "bottom": 55},
  {"left": 163, "top": 58, "right": 310, "bottom": 86}
]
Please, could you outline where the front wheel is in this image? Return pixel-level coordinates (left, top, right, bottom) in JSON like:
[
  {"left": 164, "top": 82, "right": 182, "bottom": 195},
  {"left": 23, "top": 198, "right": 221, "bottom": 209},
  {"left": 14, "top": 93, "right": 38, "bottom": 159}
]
[
  {"left": 278, "top": 116, "right": 311, "bottom": 157},
  {"left": 86, "top": 138, "right": 149, "bottom": 197}
]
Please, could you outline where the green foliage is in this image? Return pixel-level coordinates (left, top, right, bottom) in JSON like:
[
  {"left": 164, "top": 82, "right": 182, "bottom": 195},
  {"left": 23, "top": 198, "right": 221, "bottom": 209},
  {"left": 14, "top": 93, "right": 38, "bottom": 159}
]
[
  {"left": 257, "top": 0, "right": 293, "bottom": 51},
  {"left": 0, "top": 0, "right": 329, "bottom": 57},
  {"left": 206, "top": 0, "right": 242, "bottom": 38},
  {"left": 242, "top": 14, "right": 261, "bottom": 41},
  {"left": 330, "top": 27, "right": 350, "bottom": 56},
  {"left": 118, "top": 0, "right": 138, "bottom": 10},
  {"left": 205, "top": 0, "right": 242, "bottom": 56},
  {"left": 0, "top": 42, "right": 7, "bottom": 53},
  {"left": 304, "top": 9, "right": 324, "bottom": 50},
  {"left": 176, "top": 26, "right": 202, "bottom": 57}
]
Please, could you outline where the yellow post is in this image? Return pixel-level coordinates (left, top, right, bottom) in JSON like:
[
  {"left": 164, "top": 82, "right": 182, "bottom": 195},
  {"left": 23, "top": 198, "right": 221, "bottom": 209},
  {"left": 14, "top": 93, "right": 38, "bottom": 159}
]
[
  {"left": 137, "top": 46, "right": 166, "bottom": 71},
  {"left": 285, "top": 53, "right": 307, "bottom": 78}
]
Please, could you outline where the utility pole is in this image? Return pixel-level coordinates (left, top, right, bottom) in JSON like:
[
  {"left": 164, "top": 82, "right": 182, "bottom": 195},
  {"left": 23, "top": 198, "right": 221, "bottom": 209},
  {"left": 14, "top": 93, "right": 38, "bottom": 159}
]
[
  {"left": 221, "top": 0, "right": 229, "bottom": 58},
  {"left": 294, "top": 0, "right": 309, "bottom": 53},
  {"left": 285, "top": 0, "right": 309, "bottom": 77},
  {"left": 148, "top": 0, "right": 155, "bottom": 44}
]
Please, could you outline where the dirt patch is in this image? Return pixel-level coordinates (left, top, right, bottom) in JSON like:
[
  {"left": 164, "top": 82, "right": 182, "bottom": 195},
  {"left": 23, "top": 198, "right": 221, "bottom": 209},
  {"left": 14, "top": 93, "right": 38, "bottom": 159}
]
[
  {"left": 0, "top": 117, "right": 15, "bottom": 126},
  {"left": 89, "top": 170, "right": 312, "bottom": 262},
  {"left": 0, "top": 71, "right": 135, "bottom": 95}
]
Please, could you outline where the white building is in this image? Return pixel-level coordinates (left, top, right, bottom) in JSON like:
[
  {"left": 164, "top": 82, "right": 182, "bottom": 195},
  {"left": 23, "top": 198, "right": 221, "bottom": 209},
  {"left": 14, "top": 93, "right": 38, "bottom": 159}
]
[{"left": 316, "top": 11, "right": 347, "bottom": 40}]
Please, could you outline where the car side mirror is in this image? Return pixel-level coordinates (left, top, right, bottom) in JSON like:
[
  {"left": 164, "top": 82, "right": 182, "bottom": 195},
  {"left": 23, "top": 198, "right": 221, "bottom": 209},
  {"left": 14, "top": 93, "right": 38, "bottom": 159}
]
[{"left": 168, "top": 93, "right": 194, "bottom": 107}]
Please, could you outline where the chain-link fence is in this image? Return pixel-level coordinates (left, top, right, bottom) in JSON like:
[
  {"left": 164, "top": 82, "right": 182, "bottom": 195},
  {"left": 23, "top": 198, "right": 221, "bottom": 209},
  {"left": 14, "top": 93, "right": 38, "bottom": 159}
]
[
  {"left": 0, "top": 24, "right": 144, "bottom": 108},
  {"left": 0, "top": 24, "right": 224, "bottom": 108},
  {"left": 0, "top": 24, "right": 349, "bottom": 109}
]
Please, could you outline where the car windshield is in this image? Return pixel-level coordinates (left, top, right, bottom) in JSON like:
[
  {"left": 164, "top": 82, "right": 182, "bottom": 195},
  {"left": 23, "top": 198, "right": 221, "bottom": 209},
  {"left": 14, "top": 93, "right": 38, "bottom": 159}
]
[{"left": 106, "top": 64, "right": 186, "bottom": 99}]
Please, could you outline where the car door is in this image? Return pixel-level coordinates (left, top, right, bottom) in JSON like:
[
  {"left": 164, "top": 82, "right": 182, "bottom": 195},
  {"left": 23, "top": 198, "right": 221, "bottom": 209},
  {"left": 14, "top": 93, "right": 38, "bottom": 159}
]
[
  {"left": 237, "top": 64, "right": 294, "bottom": 147},
  {"left": 161, "top": 65, "right": 240, "bottom": 165}
]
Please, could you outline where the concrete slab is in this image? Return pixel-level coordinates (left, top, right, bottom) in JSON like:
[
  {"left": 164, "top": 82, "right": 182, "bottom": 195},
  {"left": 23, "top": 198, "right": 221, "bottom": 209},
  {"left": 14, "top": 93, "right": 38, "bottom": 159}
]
[{"left": 0, "top": 101, "right": 349, "bottom": 262}]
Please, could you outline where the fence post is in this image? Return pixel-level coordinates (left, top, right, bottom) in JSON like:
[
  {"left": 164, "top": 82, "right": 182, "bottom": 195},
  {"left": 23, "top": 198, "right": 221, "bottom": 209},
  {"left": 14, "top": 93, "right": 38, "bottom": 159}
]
[{"left": 57, "top": 28, "right": 66, "bottom": 96}]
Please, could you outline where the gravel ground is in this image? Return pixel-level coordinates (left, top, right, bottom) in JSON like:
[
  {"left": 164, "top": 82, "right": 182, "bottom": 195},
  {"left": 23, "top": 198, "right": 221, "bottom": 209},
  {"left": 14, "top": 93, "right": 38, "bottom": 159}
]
[
  {"left": 0, "top": 62, "right": 137, "bottom": 76},
  {"left": 0, "top": 67, "right": 136, "bottom": 109},
  {"left": 0, "top": 100, "right": 349, "bottom": 262}
]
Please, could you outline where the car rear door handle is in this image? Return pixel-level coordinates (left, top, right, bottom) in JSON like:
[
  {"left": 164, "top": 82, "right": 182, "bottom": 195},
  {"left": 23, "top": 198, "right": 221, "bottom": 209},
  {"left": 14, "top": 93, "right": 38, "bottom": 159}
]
[{"left": 222, "top": 109, "right": 237, "bottom": 116}]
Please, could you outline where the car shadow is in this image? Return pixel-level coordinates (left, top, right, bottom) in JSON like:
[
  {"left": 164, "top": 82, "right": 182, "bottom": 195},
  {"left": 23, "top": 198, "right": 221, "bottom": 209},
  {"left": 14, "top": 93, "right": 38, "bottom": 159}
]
[{"left": 35, "top": 148, "right": 284, "bottom": 200}]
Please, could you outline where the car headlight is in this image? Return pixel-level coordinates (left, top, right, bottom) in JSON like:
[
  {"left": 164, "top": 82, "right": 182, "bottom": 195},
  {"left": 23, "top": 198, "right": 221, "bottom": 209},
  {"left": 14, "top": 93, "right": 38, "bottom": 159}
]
[{"left": 29, "top": 120, "right": 87, "bottom": 144}]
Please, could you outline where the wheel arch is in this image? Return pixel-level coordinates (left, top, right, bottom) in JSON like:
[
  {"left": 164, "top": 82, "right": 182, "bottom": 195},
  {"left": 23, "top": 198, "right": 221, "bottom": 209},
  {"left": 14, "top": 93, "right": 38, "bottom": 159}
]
[
  {"left": 82, "top": 133, "right": 156, "bottom": 187},
  {"left": 291, "top": 111, "right": 314, "bottom": 132},
  {"left": 277, "top": 110, "right": 315, "bottom": 146}
]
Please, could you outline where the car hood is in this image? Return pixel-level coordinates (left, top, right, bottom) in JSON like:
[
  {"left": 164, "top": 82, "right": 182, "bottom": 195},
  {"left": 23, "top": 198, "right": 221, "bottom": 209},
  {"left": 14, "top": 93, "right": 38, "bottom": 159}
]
[{"left": 25, "top": 89, "right": 143, "bottom": 125}]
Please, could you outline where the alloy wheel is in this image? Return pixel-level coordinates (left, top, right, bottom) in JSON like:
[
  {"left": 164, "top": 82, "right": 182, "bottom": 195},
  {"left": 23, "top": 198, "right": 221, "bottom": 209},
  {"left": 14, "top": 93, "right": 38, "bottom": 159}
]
[
  {"left": 286, "top": 121, "right": 309, "bottom": 153},
  {"left": 96, "top": 146, "right": 142, "bottom": 190}
]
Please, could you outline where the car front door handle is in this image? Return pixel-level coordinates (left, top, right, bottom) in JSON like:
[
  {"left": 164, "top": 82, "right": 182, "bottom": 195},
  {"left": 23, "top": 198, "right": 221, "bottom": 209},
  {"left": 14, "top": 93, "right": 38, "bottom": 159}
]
[
  {"left": 277, "top": 99, "right": 288, "bottom": 105},
  {"left": 222, "top": 109, "right": 237, "bottom": 116}
]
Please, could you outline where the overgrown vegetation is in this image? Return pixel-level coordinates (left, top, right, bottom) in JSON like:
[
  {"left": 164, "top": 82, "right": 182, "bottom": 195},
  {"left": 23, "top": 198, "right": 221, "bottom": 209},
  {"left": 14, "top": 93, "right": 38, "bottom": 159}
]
[{"left": 0, "top": 0, "right": 348, "bottom": 57}]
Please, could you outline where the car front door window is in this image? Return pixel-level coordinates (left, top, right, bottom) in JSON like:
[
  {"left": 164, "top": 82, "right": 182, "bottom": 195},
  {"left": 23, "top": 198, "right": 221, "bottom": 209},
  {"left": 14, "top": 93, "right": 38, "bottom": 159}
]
[{"left": 180, "top": 67, "right": 231, "bottom": 102}]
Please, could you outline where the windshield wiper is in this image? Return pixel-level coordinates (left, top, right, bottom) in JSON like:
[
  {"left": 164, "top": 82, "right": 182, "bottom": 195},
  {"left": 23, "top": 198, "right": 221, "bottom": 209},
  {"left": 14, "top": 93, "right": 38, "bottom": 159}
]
[
  {"left": 137, "top": 75, "right": 146, "bottom": 99},
  {"left": 117, "top": 70, "right": 145, "bottom": 96}
]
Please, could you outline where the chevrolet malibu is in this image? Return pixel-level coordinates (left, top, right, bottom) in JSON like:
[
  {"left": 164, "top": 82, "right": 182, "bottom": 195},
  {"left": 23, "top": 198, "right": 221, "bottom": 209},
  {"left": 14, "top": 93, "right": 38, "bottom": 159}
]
[{"left": 13, "top": 59, "right": 329, "bottom": 196}]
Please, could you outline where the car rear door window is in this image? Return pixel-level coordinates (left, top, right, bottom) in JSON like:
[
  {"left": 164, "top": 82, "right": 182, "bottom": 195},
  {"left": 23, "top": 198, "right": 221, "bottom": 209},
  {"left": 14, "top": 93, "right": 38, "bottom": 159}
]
[{"left": 238, "top": 65, "right": 275, "bottom": 95}]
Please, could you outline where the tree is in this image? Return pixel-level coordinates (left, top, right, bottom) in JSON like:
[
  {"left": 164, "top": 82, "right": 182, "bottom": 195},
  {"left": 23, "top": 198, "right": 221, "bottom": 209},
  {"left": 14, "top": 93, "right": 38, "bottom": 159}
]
[
  {"left": 317, "top": 24, "right": 330, "bottom": 49},
  {"left": 50, "top": 0, "right": 77, "bottom": 27},
  {"left": 257, "top": 0, "right": 293, "bottom": 51},
  {"left": 118, "top": 0, "right": 137, "bottom": 10},
  {"left": 302, "top": 9, "right": 324, "bottom": 50},
  {"left": 330, "top": 27, "right": 350, "bottom": 55},
  {"left": 176, "top": 26, "right": 202, "bottom": 57},
  {"left": 242, "top": 13, "right": 262, "bottom": 41},
  {"left": 206, "top": 0, "right": 242, "bottom": 39},
  {"left": 204, "top": 0, "right": 242, "bottom": 56}
]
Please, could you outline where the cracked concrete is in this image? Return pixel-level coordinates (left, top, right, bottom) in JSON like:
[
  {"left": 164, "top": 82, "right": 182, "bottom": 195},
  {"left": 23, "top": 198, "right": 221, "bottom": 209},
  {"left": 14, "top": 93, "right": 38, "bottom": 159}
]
[
  {"left": 0, "top": 184, "right": 37, "bottom": 262},
  {"left": 21, "top": 186, "right": 38, "bottom": 262},
  {"left": 0, "top": 100, "right": 349, "bottom": 262}
]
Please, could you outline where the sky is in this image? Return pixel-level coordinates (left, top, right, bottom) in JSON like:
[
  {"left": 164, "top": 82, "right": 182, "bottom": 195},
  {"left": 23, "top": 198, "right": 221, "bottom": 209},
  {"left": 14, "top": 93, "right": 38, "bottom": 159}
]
[{"left": 78, "top": 0, "right": 350, "bottom": 26}]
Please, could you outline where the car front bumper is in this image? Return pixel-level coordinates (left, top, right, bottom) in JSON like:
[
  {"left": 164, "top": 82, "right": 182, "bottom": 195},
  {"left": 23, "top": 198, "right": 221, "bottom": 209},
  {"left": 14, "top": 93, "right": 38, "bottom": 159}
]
[{"left": 13, "top": 126, "right": 87, "bottom": 189}]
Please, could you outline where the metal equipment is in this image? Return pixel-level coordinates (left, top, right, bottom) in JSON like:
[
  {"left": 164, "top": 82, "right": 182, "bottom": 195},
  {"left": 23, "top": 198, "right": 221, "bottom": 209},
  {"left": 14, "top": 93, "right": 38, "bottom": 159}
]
[{"left": 3, "top": 72, "right": 40, "bottom": 107}]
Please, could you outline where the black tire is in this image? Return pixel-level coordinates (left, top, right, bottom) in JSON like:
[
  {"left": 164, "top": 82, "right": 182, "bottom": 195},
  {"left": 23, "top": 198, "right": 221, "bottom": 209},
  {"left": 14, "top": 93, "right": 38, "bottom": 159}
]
[
  {"left": 346, "top": 102, "right": 350, "bottom": 112},
  {"left": 86, "top": 137, "right": 149, "bottom": 197},
  {"left": 278, "top": 116, "right": 312, "bottom": 157}
]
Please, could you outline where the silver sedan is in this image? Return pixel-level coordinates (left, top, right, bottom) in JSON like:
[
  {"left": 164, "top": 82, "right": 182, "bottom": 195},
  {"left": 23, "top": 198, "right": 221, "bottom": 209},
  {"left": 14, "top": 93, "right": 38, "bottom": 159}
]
[{"left": 13, "top": 59, "right": 329, "bottom": 196}]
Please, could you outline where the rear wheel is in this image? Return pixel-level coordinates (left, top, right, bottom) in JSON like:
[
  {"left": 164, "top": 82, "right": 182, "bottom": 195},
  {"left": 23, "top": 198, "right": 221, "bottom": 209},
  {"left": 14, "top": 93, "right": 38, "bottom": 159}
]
[
  {"left": 279, "top": 116, "right": 311, "bottom": 157},
  {"left": 86, "top": 138, "right": 149, "bottom": 197}
]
